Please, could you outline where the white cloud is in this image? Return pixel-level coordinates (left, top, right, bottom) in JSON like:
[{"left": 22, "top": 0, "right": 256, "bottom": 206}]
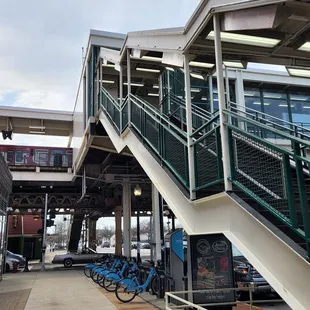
[
  {"left": 0, "top": 1, "right": 200, "bottom": 147},
  {"left": 0, "top": 0, "right": 200, "bottom": 113}
]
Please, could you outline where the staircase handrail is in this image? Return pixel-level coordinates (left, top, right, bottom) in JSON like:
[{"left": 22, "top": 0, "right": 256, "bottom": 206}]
[
  {"left": 191, "top": 114, "right": 220, "bottom": 139},
  {"left": 228, "top": 100, "right": 310, "bottom": 140},
  {"left": 168, "top": 93, "right": 214, "bottom": 120},
  {"left": 101, "top": 87, "right": 121, "bottom": 111},
  {"left": 224, "top": 109, "right": 310, "bottom": 152},
  {"left": 129, "top": 94, "right": 187, "bottom": 140}
]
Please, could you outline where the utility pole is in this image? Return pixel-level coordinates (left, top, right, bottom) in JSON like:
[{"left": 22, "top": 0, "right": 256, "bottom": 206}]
[{"left": 41, "top": 193, "right": 48, "bottom": 270}]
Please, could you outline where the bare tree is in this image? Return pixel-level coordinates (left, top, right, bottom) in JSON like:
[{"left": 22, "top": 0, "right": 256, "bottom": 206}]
[
  {"left": 54, "top": 220, "right": 67, "bottom": 246},
  {"left": 97, "top": 226, "right": 114, "bottom": 241},
  {"left": 131, "top": 219, "right": 151, "bottom": 241}
]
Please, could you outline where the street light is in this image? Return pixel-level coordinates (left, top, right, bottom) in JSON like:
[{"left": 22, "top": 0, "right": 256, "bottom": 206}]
[
  {"left": 134, "top": 185, "right": 142, "bottom": 197},
  {"left": 134, "top": 185, "right": 142, "bottom": 263}
]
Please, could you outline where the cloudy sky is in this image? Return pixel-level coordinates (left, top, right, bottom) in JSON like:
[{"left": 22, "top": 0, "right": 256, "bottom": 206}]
[{"left": 0, "top": 0, "right": 201, "bottom": 146}]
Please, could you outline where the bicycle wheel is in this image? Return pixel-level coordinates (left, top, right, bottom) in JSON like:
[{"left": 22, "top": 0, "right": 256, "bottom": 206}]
[
  {"left": 103, "top": 273, "right": 120, "bottom": 292},
  {"left": 97, "top": 273, "right": 105, "bottom": 287},
  {"left": 115, "top": 278, "right": 137, "bottom": 303},
  {"left": 84, "top": 266, "right": 92, "bottom": 278},
  {"left": 92, "top": 269, "right": 100, "bottom": 282},
  {"left": 150, "top": 275, "right": 159, "bottom": 295}
]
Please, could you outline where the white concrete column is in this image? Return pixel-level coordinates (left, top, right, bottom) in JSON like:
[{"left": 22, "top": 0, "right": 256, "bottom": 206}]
[
  {"left": 213, "top": 14, "right": 232, "bottom": 191},
  {"left": 184, "top": 54, "right": 196, "bottom": 200},
  {"left": 122, "top": 182, "right": 131, "bottom": 257},
  {"left": 126, "top": 49, "right": 131, "bottom": 124},
  {"left": 152, "top": 184, "right": 161, "bottom": 261}
]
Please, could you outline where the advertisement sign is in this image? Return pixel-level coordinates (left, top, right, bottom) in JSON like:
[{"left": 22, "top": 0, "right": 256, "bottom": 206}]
[{"left": 189, "top": 234, "right": 235, "bottom": 305}]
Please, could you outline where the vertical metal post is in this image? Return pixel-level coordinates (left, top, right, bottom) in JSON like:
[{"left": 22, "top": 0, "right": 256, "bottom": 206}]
[
  {"left": 99, "top": 58, "right": 103, "bottom": 107},
  {"left": 127, "top": 49, "right": 132, "bottom": 124},
  {"left": 184, "top": 54, "right": 196, "bottom": 199},
  {"left": 115, "top": 207, "right": 122, "bottom": 256},
  {"left": 225, "top": 66, "right": 230, "bottom": 104},
  {"left": 209, "top": 75, "right": 214, "bottom": 114},
  {"left": 95, "top": 61, "right": 99, "bottom": 116},
  {"left": 159, "top": 75, "right": 163, "bottom": 113},
  {"left": 136, "top": 201, "right": 141, "bottom": 263},
  {"left": 235, "top": 70, "right": 246, "bottom": 130},
  {"left": 249, "top": 288, "right": 253, "bottom": 310},
  {"left": 167, "top": 71, "right": 171, "bottom": 113},
  {"left": 150, "top": 215, "right": 154, "bottom": 261},
  {"left": 213, "top": 14, "right": 232, "bottom": 191},
  {"left": 41, "top": 193, "right": 48, "bottom": 270},
  {"left": 122, "top": 182, "right": 131, "bottom": 257},
  {"left": 83, "top": 76, "right": 87, "bottom": 129},
  {"left": 293, "top": 142, "right": 310, "bottom": 254},
  {"left": 119, "top": 65, "right": 123, "bottom": 132},
  {"left": 152, "top": 184, "right": 162, "bottom": 261}
]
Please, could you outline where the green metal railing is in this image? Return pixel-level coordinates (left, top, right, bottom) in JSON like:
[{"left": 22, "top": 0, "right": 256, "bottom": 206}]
[
  {"left": 100, "top": 88, "right": 223, "bottom": 193},
  {"left": 225, "top": 101, "right": 310, "bottom": 254},
  {"left": 100, "top": 86, "right": 310, "bottom": 255}
]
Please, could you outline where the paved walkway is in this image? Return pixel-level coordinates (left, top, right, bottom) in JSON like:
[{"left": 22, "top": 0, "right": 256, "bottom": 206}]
[{"left": 0, "top": 268, "right": 163, "bottom": 310}]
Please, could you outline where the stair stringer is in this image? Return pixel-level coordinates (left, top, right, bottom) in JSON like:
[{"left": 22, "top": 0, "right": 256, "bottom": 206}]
[{"left": 99, "top": 110, "right": 310, "bottom": 310}]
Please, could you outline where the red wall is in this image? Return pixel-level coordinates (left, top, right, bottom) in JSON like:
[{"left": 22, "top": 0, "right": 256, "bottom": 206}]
[{"left": 8, "top": 215, "right": 42, "bottom": 236}]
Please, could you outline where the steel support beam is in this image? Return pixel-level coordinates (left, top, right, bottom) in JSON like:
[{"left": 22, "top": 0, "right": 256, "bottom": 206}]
[
  {"left": 184, "top": 54, "right": 196, "bottom": 199},
  {"left": 213, "top": 14, "right": 232, "bottom": 191},
  {"left": 152, "top": 184, "right": 162, "bottom": 261},
  {"left": 122, "top": 182, "right": 131, "bottom": 257},
  {"left": 115, "top": 206, "right": 122, "bottom": 256},
  {"left": 127, "top": 49, "right": 131, "bottom": 124}
]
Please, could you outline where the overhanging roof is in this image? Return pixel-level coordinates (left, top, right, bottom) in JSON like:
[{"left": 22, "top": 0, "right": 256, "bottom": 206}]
[
  {"left": 0, "top": 105, "right": 73, "bottom": 136},
  {"left": 100, "top": 0, "right": 310, "bottom": 72}
]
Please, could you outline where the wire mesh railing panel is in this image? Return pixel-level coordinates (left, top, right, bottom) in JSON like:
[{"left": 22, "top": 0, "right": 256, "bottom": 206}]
[
  {"left": 121, "top": 101, "right": 129, "bottom": 132},
  {"left": 231, "top": 131, "right": 290, "bottom": 218},
  {"left": 194, "top": 129, "right": 223, "bottom": 190},
  {"left": 131, "top": 102, "right": 142, "bottom": 134},
  {"left": 144, "top": 113, "right": 160, "bottom": 154},
  {"left": 107, "top": 99, "right": 115, "bottom": 120},
  {"left": 163, "top": 129, "right": 189, "bottom": 188}
]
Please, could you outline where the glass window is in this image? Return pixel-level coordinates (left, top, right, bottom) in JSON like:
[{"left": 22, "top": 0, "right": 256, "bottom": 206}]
[
  {"left": 244, "top": 87, "right": 262, "bottom": 113},
  {"left": 290, "top": 92, "right": 310, "bottom": 131}
]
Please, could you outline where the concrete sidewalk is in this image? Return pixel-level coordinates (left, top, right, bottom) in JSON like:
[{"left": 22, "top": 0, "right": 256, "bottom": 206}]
[
  {"left": 0, "top": 270, "right": 116, "bottom": 310},
  {"left": 25, "top": 270, "right": 116, "bottom": 310}
]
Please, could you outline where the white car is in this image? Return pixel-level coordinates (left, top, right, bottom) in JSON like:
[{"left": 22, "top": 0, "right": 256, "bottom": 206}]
[{"left": 5, "top": 257, "right": 19, "bottom": 272}]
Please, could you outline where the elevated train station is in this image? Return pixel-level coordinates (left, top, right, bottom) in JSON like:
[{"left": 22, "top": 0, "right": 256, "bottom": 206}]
[{"left": 1, "top": 1, "right": 310, "bottom": 309}]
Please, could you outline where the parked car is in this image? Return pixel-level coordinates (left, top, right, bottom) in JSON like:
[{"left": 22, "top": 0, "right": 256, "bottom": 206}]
[
  {"left": 6, "top": 250, "right": 26, "bottom": 267},
  {"left": 5, "top": 257, "right": 20, "bottom": 272},
  {"left": 101, "top": 241, "right": 110, "bottom": 248},
  {"left": 52, "top": 252, "right": 105, "bottom": 268},
  {"left": 233, "top": 246, "right": 275, "bottom": 299},
  {"left": 141, "top": 243, "right": 151, "bottom": 249}
]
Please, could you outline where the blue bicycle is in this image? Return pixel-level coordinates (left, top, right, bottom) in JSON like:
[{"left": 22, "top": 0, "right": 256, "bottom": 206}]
[
  {"left": 103, "top": 259, "right": 139, "bottom": 292},
  {"left": 115, "top": 261, "right": 159, "bottom": 303}
]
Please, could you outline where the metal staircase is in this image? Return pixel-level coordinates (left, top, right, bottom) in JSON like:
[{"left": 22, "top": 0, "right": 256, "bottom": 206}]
[{"left": 98, "top": 86, "right": 310, "bottom": 310}]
